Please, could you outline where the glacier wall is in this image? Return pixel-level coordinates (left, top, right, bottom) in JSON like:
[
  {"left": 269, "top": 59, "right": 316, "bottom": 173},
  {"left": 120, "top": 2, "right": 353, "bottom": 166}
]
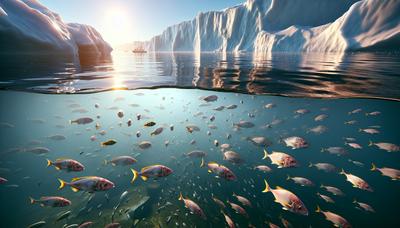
[
  {"left": 144, "top": 0, "right": 400, "bottom": 53},
  {"left": 0, "top": 0, "right": 112, "bottom": 58}
]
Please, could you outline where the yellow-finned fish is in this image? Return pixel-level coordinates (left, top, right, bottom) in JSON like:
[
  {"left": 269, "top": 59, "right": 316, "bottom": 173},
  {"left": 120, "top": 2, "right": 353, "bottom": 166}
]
[
  {"left": 130, "top": 165, "right": 173, "bottom": 183},
  {"left": 101, "top": 139, "right": 117, "bottom": 147}
]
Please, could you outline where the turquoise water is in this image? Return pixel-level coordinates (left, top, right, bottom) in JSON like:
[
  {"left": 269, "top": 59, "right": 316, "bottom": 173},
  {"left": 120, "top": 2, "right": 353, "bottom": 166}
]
[{"left": 0, "top": 88, "right": 399, "bottom": 227}]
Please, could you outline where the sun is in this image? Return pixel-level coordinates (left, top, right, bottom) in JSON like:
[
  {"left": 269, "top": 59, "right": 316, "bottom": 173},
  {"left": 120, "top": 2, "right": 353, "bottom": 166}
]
[{"left": 102, "top": 8, "right": 134, "bottom": 46}]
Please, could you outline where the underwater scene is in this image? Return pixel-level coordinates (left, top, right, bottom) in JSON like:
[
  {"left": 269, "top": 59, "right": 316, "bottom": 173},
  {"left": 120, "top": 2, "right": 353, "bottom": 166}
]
[{"left": 0, "top": 85, "right": 399, "bottom": 228}]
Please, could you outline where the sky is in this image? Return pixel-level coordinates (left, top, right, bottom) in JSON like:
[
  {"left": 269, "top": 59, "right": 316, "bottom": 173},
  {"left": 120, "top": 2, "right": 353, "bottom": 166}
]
[{"left": 40, "top": 0, "right": 244, "bottom": 46}]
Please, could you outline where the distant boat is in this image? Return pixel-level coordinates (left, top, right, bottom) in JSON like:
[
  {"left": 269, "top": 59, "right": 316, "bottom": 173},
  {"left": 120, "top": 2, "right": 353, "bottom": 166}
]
[{"left": 132, "top": 46, "right": 147, "bottom": 53}]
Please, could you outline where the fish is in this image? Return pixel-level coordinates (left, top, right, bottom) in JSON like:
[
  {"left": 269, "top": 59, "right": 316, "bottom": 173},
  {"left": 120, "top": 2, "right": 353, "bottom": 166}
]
[
  {"left": 56, "top": 210, "right": 72, "bottom": 221},
  {"left": 247, "top": 136, "right": 272, "bottom": 147},
  {"left": 264, "top": 103, "right": 275, "bottom": 109},
  {"left": 78, "top": 221, "right": 94, "bottom": 228},
  {"left": 101, "top": 139, "right": 117, "bottom": 146},
  {"left": 104, "top": 156, "right": 137, "bottom": 166},
  {"left": 314, "top": 114, "right": 328, "bottom": 121},
  {"left": 186, "top": 124, "right": 200, "bottom": 132},
  {"left": 283, "top": 136, "right": 308, "bottom": 149},
  {"left": 369, "top": 141, "right": 399, "bottom": 152},
  {"left": 227, "top": 200, "right": 248, "bottom": 217},
  {"left": 25, "top": 147, "right": 50, "bottom": 154},
  {"left": 213, "top": 106, "right": 225, "bottom": 111},
  {"left": 226, "top": 104, "right": 237, "bottom": 109},
  {"left": 0, "top": 177, "right": 8, "bottom": 184},
  {"left": 359, "top": 128, "right": 379, "bottom": 134},
  {"left": 212, "top": 196, "right": 225, "bottom": 208},
  {"left": 58, "top": 176, "right": 115, "bottom": 193},
  {"left": 0, "top": 122, "right": 15, "bottom": 128},
  {"left": 353, "top": 199, "right": 375, "bottom": 213},
  {"left": 321, "top": 147, "right": 347, "bottom": 156},
  {"left": 309, "top": 162, "right": 336, "bottom": 172},
  {"left": 315, "top": 206, "right": 351, "bottom": 228},
  {"left": 263, "top": 149, "right": 297, "bottom": 168},
  {"left": 317, "top": 192, "right": 334, "bottom": 203},
  {"left": 234, "top": 120, "right": 254, "bottom": 128},
  {"left": 220, "top": 143, "right": 231, "bottom": 151},
  {"left": 340, "top": 169, "right": 373, "bottom": 192},
  {"left": 117, "top": 110, "right": 124, "bottom": 118},
  {"left": 371, "top": 163, "right": 400, "bottom": 180},
  {"left": 144, "top": 121, "right": 156, "bottom": 127},
  {"left": 286, "top": 175, "right": 314, "bottom": 186},
  {"left": 138, "top": 141, "right": 152, "bottom": 149},
  {"left": 206, "top": 161, "right": 236, "bottom": 181},
  {"left": 254, "top": 165, "right": 272, "bottom": 172},
  {"left": 320, "top": 184, "right": 344, "bottom": 196},
  {"left": 344, "top": 120, "right": 357, "bottom": 125},
  {"left": 262, "top": 179, "right": 308, "bottom": 215},
  {"left": 221, "top": 211, "right": 236, "bottom": 228},
  {"left": 223, "top": 151, "right": 244, "bottom": 164},
  {"left": 366, "top": 111, "right": 381, "bottom": 116},
  {"left": 150, "top": 127, "right": 163, "bottom": 136},
  {"left": 232, "top": 193, "right": 252, "bottom": 207},
  {"left": 70, "top": 117, "right": 93, "bottom": 125},
  {"left": 308, "top": 125, "right": 327, "bottom": 134},
  {"left": 178, "top": 193, "right": 206, "bottom": 219},
  {"left": 348, "top": 108, "right": 362, "bottom": 115},
  {"left": 131, "top": 165, "right": 173, "bottom": 183},
  {"left": 294, "top": 109, "right": 309, "bottom": 114},
  {"left": 47, "top": 134, "right": 66, "bottom": 140},
  {"left": 47, "top": 158, "right": 84, "bottom": 172},
  {"left": 184, "top": 150, "right": 207, "bottom": 158},
  {"left": 345, "top": 142, "right": 362, "bottom": 149},
  {"left": 27, "top": 221, "right": 46, "bottom": 228},
  {"left": 29, "top": 196, "right": 71, "bottom": 207},
  {"left": 202, "top": 95, "right": 218, "bottom": 102}
]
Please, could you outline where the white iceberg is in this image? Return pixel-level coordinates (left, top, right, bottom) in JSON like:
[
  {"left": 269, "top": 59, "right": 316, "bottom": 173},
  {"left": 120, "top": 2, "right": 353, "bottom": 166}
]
[
  {"left": 143, "top": 0, "right": 400, "bottom": 53},
  {"left": 0, "top": 0, "right": 112, "bottom": 59}
]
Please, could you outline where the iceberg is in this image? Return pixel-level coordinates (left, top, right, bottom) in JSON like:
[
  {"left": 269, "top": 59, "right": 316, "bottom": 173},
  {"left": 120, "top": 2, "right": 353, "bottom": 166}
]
[
  {"left": 0, "top": 0, "right": 112, "bottom": 59},
  {"left": 144, "top": 0, "right": 400, "bottom": 53}
]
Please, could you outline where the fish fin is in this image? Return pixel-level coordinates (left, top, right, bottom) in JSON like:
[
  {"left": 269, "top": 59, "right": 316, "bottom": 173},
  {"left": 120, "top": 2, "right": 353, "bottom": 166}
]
[
  {"left": 111, "top": 163, "right": 116, "bottom": 167},
  {"left": 40, "top": 203, "right": 45, "bottom": 207},
  {"left": 58, "top": 179, "right": 67, "bottom": 190},
  {"left": 55, "top": 166, "right": 61, "bottom": 170},
  {"left": 130, "top": 169, "right": 139, "bottom": 183},
  {"left": 277, "top": 166, "right": 283, "bottom": 168},
  {"left": 232, "top": 192, "right": 236, "bottom": 197},
  {"left": 69, "top": 120, "right": 75, "bottom": 124},
  {"left": 320, "top": 148, "right": 325, "bottom": 152},
  {"left": 29, "top": 197, "right": 35, "bottom": 204},
  {"left": 178, "top": 192, "right": 183, "bottom": 201},
  {"left": 275, "top": 186, "right": 284, "bottom": 190},
  {"left": 208, "top": 170, "right": 212, "bottom": 173},
  {"left": 208, "top": 161, "right": 217, "bottom": 165},
  {"left": 71, "top": 176, "right": 96, "bottom": 181},
  {"left": 308, "top": 162, "right": 313, "bottom": 167},
  {"left": 46, "top": 159, "right": 52, "bottom": 167},
  {"left": 353, "top": 199, "right": 357, "bottom": 204},
  {"left": 262, "top": 179, "right": 270, "bottom": 193},
  {"left": 104, "top": 160, "right": 108, "bottom": 165},
  {"left": 315, "top": 205, "right": 321, "bottom": 213},
  {"left": 200, "top": 158, "right": 205, "bottom": 168},
  {"left": 262, "top": 149, "right": 269, "bottom": 160},
  {"left": 320, "top": 184, "right": 325, "bottom": 188},
  {"left": 371, "top": 163, "right": 377, "bottom": 171},
  {"left": 286, "top": 175, "right": 291, "bottom": 180},
  {"left": 71, "top": 187, "right": 79, "bottom": 192},
  {"left": 141, "top": 165, "right": 157, "bottom": 172},
  {"left": 141, "top": 176, "right": 148, "bottom": 181},
  {"left": 282, "top": 207, "right": 288, "bottom": 211},
  {"left": 339, "top": 169, "right": 346, "bottom": 175},
  {"left": 368, "top": 140, "right": 373, "bottom": 147}
]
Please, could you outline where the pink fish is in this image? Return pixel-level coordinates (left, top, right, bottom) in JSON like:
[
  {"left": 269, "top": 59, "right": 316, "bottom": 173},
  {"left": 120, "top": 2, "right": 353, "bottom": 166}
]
[
  {"left": 29, "top": 196, "right": 71, "bottom": 207},
  {"left": 105, "top": 156, "right": 137, "bottom": 166},
  {"left": 340, "top": 169, "right": 373, "bottom": 192},
  {"left": 232, "top": 193, "right": 252, "bottom": 207},
  {"left": 371, "top": 163, "right": 400, "bottom": 180},
  {"left": 78, "top": 221, "right": 94, "bottom": 228},
  {"left": 0, "top": 177, "right": 8, "bottom": 184},
  {"left": 47, "top": 158, "right": 84, "bottom": 172},
  {"left": 131, "top": 165, "right": 173, "bottom": 183},
  {"left": 263, "top": 149, "right": 298, "bottom": 168},
  {"left": 227, "top": 201, "right": 248, "bottom": 217},
  {"left": 206, "top": 161, "right": 236, "bottom": 181},
  {"left": 316, "top": 206, "right": 351, "bottom": 228},
  {"left": 221, "top": 211, "right": 235, "bottom": 228},
  {"left": 179, "top": 193, "right": 206, "bottom": 219},
  {"left": 58, "top": 176, "right": 114, "bottom": 193},
  {"left": 262, "top": 179, "right": 308, "bottom": 215}
]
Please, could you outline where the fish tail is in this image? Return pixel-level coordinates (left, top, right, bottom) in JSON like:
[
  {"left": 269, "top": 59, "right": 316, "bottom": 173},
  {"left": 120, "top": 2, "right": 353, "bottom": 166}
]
[
  {"left": 262, "top": 179, "right": 270, "bottom": 193},
  {"left": 178, "top": 192, "right": 183, "bottom": 201},
  {"left": 104, "top": 160, "right": 108, "bottom": 165},
  {"left": 358, "top": 128, "right": 362, "bottom": 132},
  {"left": 286, "top": 175, "right": 291, "bottom": 180},
  {"left": 46, "top": 159, "right": 52, "bottom": 167},
  {"left": 308, "top": 162, "right": 313, "bottom": 167},
  {"left": 315, "top": 205, "right": 321, "bottom": 213},
  {"left": 353, "top": 199, "right": 357, "bottom": 204},
  {"left": 200, "top": 158, "right": 205, "bottom": 168},
  {"left": 58, "top": 178, "right": 68, "bottom": 190},
  {"left": 339, "top": 169, "right": 346, "bottom": 175},
  {"left": 262, "top": 149, "right": 269, "bottom": 160},
  {"left": 371, "top": 163, "right": 377, "bottom": 171},
  {"left": 232, "top": 192, "right": 236, "bottom": 197},
  {"left": 69, "top": 120, "right": 75, "bottom": 124},
  {"left": 29, "top": 196, "right": 36, "bottom": 204},
  {"left": 320, "top": 148, "right": 324, "bottom": 152},
  {"left": 368, "top": 140, "right": 373, "bottom": 147},
  {"left": 130, "top": 169, "right": 139, "bottom": 184}
]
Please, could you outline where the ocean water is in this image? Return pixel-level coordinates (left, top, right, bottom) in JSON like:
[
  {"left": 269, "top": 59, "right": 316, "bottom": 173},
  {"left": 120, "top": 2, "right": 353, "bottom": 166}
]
[{"left": 0, "top": 52, "right": 399, "bottom": 228}]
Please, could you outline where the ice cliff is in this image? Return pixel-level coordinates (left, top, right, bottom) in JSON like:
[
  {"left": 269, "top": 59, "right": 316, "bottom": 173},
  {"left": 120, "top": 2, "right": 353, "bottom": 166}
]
[
  {"left": 144, "top": 0, "right": 400, "bottom": 53},
  {"left": 0, "top": 0, "right": 112, "bottom": 58}
]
